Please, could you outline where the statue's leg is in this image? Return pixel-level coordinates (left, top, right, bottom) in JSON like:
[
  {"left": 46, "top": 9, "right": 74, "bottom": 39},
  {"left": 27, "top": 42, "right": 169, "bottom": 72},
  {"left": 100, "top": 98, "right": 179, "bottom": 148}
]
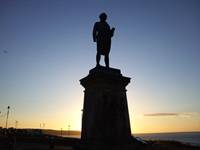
[
  {"left": 105, "top": 54, "right": 109, "bottom": 68},
  {"left": 105, "top": 40, "right": 111, "bottom": 68},
  {"left": 96, "top": 52, "right": 101, "bottom": 67}
]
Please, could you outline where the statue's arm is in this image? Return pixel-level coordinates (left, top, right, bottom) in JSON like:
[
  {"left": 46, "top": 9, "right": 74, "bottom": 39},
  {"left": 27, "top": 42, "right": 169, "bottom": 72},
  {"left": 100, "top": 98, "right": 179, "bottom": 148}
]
[
  {"left": 93, "top": 23, "right": 98, "bottom": 42},
  {"left": 110, "top": 27, "right": 115, "bottom": 37}
]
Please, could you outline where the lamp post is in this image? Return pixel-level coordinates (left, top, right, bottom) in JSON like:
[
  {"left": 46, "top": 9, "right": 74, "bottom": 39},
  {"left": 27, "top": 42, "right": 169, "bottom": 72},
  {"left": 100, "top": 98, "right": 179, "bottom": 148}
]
[
  {"left": 5, "top": 106, "right": 10, "bottom": 129},
  {"left": 43, "top": 123, "right": 45, "bottom": 129},
  {"left": 68, "top": 125, "right": 70, "bottom": 135},
  {"left": 60, "top": 128, "right": 63, "bottom": 136},
  {"left": 15, "top": 120, "right": 18, "bottom": 129}
]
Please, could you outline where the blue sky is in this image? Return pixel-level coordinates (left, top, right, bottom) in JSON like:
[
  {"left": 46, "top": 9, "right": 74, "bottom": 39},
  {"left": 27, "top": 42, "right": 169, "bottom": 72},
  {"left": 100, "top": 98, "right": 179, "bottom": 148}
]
[{"left": 0, "top": 0, "right": 200, "bottom": 132}]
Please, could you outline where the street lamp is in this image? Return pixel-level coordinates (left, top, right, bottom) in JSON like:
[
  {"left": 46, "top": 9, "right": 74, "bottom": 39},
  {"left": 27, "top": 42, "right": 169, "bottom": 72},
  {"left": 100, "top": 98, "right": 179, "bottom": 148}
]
[
  {"left": 60, "top": 128, "right": 63, "bottom": 136},
  {"left": 15, "top": 120, "right": 18, "bottom": 129},
  {"left": 68, "top": 125, "right": 70, "bottom": 135},
  {"left": 5, "top": 106, "right": 10, "bottom": 129}
]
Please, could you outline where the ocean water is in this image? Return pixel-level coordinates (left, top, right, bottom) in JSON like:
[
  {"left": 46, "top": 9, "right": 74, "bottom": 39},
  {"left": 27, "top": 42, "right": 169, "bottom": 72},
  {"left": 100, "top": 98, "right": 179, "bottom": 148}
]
[
  {"left": 135, "top": 132, "right": 200, "bottom": 146},
  {"left": 63, "top": 132, "right": 200, "bottom": 146}
]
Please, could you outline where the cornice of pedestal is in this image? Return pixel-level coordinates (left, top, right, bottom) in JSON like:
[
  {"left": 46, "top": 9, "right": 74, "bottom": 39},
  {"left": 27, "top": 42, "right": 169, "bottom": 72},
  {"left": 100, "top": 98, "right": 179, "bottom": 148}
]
[{"left": 80, "top": 66, "right": 131, "bottom": 89}]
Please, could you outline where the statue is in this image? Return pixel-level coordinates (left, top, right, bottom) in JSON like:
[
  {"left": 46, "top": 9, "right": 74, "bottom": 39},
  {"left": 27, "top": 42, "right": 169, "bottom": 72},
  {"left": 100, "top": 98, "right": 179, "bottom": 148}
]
[{"left": 93, "top": 13, "right": 115, "bottom": 68}]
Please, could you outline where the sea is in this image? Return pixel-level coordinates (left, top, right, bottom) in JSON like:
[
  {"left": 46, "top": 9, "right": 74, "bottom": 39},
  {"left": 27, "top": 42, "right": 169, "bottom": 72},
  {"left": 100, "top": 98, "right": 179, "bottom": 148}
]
[
  {"left": 134, "top": 132, "right": 200, "bottom": 146},
  {"left": 62, "top": 132, "right": 200, "bottom": 146}
]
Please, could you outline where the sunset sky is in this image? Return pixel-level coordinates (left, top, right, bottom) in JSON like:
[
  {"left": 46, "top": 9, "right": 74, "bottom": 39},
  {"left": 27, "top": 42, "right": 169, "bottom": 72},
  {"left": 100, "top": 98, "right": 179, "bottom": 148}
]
[{"left": 0, "top": 0, "right": 200, "bottom": 133}]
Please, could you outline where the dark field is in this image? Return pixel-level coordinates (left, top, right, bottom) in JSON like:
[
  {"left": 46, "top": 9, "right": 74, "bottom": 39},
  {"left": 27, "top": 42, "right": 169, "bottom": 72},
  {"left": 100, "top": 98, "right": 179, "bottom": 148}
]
[{"left": 1, "top": 135, "right": 200, "bottom": 150}]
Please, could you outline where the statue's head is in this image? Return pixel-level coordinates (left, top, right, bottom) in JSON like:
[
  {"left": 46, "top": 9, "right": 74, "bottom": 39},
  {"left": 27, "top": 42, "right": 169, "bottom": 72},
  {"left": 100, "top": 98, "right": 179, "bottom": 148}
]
[{"left": 99, "top": 13, "right": 107, "bottom": 21}]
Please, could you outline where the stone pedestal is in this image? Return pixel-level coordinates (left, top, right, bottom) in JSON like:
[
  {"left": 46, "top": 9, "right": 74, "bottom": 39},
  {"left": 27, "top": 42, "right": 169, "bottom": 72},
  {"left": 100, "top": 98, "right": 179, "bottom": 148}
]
[{"left": 78, "top": 66, "right": 137, "bottom": 150}]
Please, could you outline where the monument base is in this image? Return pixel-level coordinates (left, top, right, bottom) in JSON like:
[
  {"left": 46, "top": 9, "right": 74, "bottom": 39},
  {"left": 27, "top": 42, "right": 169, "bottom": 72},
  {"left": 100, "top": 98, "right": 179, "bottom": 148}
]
[
  {"left": 74, "top": 136, "right": 144, "bottom": 150},
  {"left": 77, "top": 66, "right": 143, "bottom": 150}
]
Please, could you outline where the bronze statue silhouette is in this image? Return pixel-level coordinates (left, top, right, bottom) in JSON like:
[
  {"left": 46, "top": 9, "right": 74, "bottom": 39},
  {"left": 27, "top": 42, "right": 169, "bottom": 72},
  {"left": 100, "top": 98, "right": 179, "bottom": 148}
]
[{"left": 93, "top": 13, "right": 115, "bottom": 68}]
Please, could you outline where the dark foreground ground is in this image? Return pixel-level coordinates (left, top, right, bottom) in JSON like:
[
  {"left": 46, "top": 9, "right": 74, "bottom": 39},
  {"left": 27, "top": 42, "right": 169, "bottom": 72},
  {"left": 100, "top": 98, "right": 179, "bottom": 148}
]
[{"left": 0, "top": 135, "right": 200, "bottom": 150}]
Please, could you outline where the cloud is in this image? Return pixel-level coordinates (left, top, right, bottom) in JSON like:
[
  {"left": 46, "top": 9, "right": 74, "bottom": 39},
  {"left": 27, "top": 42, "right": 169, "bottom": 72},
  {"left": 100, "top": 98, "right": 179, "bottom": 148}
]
[
  {"left": 144, "top": 113, "right": 179, "bottom": 117},
  {"left": 143, "top": 112, "right": 198, "bottom": 117}
]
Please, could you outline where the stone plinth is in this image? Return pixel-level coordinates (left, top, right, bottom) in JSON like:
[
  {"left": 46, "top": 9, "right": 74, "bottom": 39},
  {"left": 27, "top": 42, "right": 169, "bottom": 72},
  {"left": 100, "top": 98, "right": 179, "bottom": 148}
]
[{"left": 79, "top": 66, "right": 133, "bottom": 149}]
